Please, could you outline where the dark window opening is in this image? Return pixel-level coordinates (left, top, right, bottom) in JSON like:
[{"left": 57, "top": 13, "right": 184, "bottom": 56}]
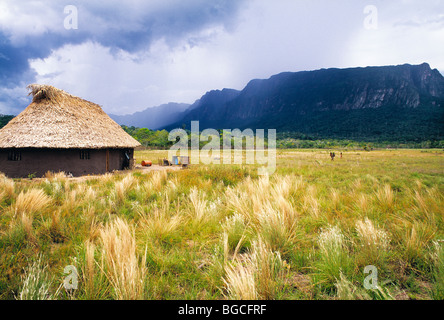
[
  {"left": 8, "top": 150, "right": 21, "bottom": 161},
  {"left": 80, "top": 150, "right": 90, "bottom": 160}
]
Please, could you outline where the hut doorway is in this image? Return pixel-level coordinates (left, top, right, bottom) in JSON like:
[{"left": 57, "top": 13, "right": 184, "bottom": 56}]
[{"left": 122, "top": 149, "right": 130, "bottom": 170}]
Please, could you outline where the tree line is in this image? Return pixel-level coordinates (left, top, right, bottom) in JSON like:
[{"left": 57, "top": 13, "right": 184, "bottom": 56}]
[{"left": 122, "top": 125, "right": 444, "bottom": 150}]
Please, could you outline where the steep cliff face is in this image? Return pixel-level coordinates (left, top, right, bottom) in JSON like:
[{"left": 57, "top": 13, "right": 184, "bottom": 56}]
[
  {"left": 183, "top": 88, "right": 241, "bottom": 119},
  {"left": 166, "top": 63, "right": 444, "bottom": 140},
  {"left": 222, "top": 63, "right": 443, "bottom": 118}
]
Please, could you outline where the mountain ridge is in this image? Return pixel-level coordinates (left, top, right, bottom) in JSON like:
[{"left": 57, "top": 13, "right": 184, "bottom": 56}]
[
  {"left": 111, "top": 63, "right": 444, "bottom": 141},
  {"left": 110, "top": 102, "right": 190, "bottom": 130},
  {"left": 164, "top": 63, "right": 444, "bottom": 141}
]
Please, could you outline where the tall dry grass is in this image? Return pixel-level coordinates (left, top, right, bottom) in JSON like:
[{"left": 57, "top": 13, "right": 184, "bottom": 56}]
[
  {"left": 62, "top": 188, "right": 78, "bottom": 211},
  {"left": 14, "top": 188, "right": 51, "bottom": 216},
  {"left": 251, "top": 239, "right": 285, "bottom": 299},
  {"left": 189, "top": 187, "right": 208, "bottom": 224},
  {"left": 314, "top": 225, "right": 352, "bottom": 293},
  {"left": 355, "top": 193, "right": 370, "bottom": 213},
  {"left": 222, "top": 213, "right": 251, "bottom": 255},
  {"left": 79, "top": 240, "right": 107, "bottom": 299},
  {"left": 84, "top": 241, "right": 96, "bottom": 295},
  {"left": 335, "top": 272, "right": 369, "bottom": 300},
  {"left": 356, "top": 218, "right": 390, "bottom": 249},
  {"left": 224, "top": 175, "right": 301, "bottom": 256},
  {"left": 400, "top": 221, "right": 436, "bottom": 264},
  {"left": 150, "top": 170, "right": 167, "bottom": 192},
  {"left": 139, "top": 204, "right": 183, "bottom": 245},
  {"left": 223, "top": 238, "right": 284, "bottom": 300},
  {"left": 429, "top": 240, "right": 444, "bottom": 299},
  {"left": 223, "top": 257, "right": 258, "bottom": 300},
  {"left": 114, "top": 174, "right": 137, "bottom": 203},
  {"left": 302, "top": 185, "right": 320, "bottom": 218},
  {"left": 75, "top": 184, "right": 97, "bottom": 204},
  {"left": 20, "top": 211, "right": 35, "bottom": 242},
  {"left": 44, "top": 171, "right": 68, "bottom": 181},
  {"left": 0, "top": 173, "right": 14, "bottom": 202},
  {"left": 375, "top": 184, "right": 395, "bottom": 212},
  {"left": 317, "top": 225, "right": 346, "bottom": 262},
  {"left": 355, "top": 218, "right": 390, "bottom": 265},
  {"left": 329, "top": 188, "right": 341, "bottom": 211},
  {"left": 99, "top": 217, "right": 147, "bottom": 300},
  {"left": 187, "top": 187, "right": 221, "bottom": 228},
  {"left": 256, "top": 203, "right": 299, "bottom": 256},
  {"left": 408, "top": 185, "right": 441, "bottom": 225}
]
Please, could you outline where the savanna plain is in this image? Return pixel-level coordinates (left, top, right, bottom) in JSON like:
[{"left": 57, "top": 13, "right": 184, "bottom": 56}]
[{"left": 0, "top": 149, "right": 443, "bottom": 300}]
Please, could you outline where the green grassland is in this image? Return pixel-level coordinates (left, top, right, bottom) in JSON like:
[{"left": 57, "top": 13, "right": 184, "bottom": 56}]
[{"left": 0, "top": 149, "right": 443, "bottom": 300}]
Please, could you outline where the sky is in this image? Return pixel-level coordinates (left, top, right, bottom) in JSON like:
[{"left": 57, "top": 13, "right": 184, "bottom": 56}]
[{"left": 0, "top": 0, "right": 443, "bottom": 116}]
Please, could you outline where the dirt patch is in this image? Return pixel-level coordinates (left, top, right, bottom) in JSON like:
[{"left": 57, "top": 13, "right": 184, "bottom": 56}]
[
  {"left": 69, "top": 165, "right": 183, "bottom": 182},
  {"left": 133, "top": 164, "right": 183, "bottom": 174},
  {"left": 287, "top": 273, "right": 314, "bottom": 298},
  {"left": 22, "top": 165, "right": 184, "bottom": 183}
]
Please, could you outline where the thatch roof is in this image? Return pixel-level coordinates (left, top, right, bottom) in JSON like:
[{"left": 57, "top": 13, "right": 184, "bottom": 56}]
[{"left": 0, "top": 84, "right": 141, "bottom": 149}]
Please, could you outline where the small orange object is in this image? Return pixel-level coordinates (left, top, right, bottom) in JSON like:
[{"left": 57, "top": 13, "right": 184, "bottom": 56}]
[{"left": 141, "top": 160, "right": 152, "bottom": 167}]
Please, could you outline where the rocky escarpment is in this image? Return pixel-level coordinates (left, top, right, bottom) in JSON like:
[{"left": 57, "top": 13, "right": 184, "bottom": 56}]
[{"left": 165, "top": 63, "right": 444, "bottom": 141}]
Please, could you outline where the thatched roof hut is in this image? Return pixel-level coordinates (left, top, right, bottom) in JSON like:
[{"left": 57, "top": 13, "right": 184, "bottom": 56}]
[
  {"left": 0, "top": 84, "right": 140, "bottom": 149},
  {"left": 0, "top": 84, "right": 141, "bottom": 177}
]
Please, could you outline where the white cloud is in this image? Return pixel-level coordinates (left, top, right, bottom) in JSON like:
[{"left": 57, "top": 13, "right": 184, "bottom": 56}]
[
  {"left": 0, "top": 0, "right": 63, "bottom": 45},
  {"left": 346, "top": 1, "right": 444, "bottom": 72},
  {"left": 29, "top": 33, "right": 242, "bottom": 115}
]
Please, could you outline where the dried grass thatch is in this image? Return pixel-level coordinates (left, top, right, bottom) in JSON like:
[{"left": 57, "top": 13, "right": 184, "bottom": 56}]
[{"left": 0, "top": 84, "right": 141, "bottom": 149}]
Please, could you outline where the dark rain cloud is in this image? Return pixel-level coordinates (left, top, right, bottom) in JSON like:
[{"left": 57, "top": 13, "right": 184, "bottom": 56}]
[
  {"left": 0, "top": 0, "right": 248, "bottom": 114},
  {"left": 80, "top": 0, "right": 246, "bottom": 51}
]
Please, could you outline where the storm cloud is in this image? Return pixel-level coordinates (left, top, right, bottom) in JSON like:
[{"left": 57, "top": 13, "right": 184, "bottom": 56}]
[{"left": 0, "top": 0, "right": 248, "bottom": 114}]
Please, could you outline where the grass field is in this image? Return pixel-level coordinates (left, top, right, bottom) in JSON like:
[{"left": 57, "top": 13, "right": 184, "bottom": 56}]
[{"left": 0, "top": 149, "right": 443, "bottom": 300}]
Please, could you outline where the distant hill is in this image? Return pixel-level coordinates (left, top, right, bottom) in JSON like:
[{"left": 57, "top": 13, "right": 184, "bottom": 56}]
[
  {"left": 0, "top": 115, "right": 14, "bottom": 129},
  {"left": 110, "top": 102, "right": 190, "bottom": 130},
  {"left": 164, "top": 63, "right": 444, "bottom": 141}
]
